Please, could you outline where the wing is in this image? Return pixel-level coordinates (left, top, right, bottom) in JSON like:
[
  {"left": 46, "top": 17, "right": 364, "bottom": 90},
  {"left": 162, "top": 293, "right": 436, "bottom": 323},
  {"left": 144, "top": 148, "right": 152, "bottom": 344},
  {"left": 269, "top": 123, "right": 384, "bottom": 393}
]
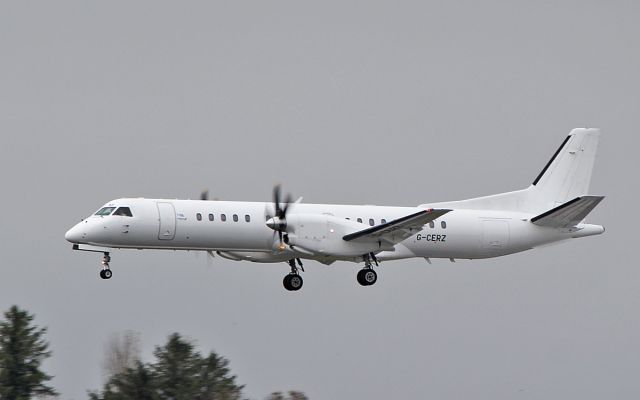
[
  {"left": 531, "top": 196, "right": 604, "bottom": 228},
  {"left": 343, "top": 209, "right": 451, "bottom": 243}
]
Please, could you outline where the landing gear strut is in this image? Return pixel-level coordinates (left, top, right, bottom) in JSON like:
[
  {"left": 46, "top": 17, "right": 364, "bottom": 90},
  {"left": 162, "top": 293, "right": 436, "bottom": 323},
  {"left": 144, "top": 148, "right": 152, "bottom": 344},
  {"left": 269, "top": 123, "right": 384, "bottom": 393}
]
[
  {"left": 99, "top": 252, "right": 112, "bottom": 280},
  {"left": 283, "top": 258, "right": 304, "bottom": 291},
  {"left": 357, "top": 253, "right": 378, "bottom": 286}
]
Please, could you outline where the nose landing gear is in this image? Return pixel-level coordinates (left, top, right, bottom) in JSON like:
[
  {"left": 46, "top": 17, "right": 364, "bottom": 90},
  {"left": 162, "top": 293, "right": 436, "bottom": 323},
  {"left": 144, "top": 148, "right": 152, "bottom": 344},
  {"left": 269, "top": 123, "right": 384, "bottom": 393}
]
[{"left": 99, "top": 252, "right": 112, "bottom": 280}]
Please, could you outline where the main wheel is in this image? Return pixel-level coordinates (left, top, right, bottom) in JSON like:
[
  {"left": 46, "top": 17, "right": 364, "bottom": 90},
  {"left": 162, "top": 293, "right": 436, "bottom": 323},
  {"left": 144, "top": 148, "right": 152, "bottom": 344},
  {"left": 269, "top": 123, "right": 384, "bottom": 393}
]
[
  {"left": 362, "top": 269, "right": 377, "bottom": 286},
  {"left": 283, "top": 274, "right": 303, "bottom": 291},
  {"left": 101, "top": 269, "right": 112, "bottom": 280},
  {"left": 289, "top": 274, "right": 303, "bottom": 291},
  {"left": 357, "top": 269, "right": 377, "bottom": 286}
]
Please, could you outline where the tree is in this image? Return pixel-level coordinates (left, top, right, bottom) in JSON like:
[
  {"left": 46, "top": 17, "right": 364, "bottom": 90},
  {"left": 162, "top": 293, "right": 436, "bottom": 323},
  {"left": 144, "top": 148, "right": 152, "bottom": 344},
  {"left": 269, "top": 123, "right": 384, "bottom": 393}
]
[
  {"left": 266, "top": 391, "right": 308, "bottom": 400},
  {"left": 90, "top": 333, "right": 244, "bottom": 400},
  {"left": 152, "top": 333, "right": 244, "bottom": 400},
  {"left": 89, "top": 361, "right": 155, "bottom": 400},
  {"left": 196, "top": 352, "right": 244, "bottom": 400},
  {"left": 0, "top": 305, "right": 58, "bottom": 399},
  {"left": 151, "top": 333, "right": 202, "bottom": 400},
  {"left": 102, "top": 331, "right": 141, "bottom": 380}
]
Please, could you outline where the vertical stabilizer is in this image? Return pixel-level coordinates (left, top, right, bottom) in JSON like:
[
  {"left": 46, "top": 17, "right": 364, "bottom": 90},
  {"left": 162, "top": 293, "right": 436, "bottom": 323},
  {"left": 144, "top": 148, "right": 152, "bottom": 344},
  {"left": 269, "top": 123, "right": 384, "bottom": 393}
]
[
  {"left": 531, "top": 128, "right": 600, "bottom": 209},
  {"left": 421, "top": 128, "right": 602, "bottom": 215}
]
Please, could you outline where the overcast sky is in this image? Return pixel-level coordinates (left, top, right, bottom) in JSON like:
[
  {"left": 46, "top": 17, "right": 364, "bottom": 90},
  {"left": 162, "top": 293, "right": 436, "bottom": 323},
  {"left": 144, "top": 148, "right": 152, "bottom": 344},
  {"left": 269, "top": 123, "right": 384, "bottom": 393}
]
[{"left": 0, "top": 1, "right": 638, "bottom": 399}]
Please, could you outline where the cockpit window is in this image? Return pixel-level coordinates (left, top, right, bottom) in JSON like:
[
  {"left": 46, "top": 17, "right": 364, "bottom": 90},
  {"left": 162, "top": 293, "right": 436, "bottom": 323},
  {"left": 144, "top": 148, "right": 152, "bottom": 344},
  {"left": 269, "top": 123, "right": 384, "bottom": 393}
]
[
  {"left": 95, "top": 207, "right": 116, "bottom": 216},
  {"left": 113, "top": 207, "right": 133, "bottom": 217}
]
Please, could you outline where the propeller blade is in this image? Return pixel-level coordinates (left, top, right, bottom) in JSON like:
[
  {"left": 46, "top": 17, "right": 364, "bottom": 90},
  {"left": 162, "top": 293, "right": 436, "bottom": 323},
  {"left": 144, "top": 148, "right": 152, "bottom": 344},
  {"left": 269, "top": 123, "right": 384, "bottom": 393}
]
[
  {"left": 200, "top": 190, "right": 209, "bottom": 201},
  {"left": 281, "top": 193, "right": 293, "bottom": 216},
  {"left": 269, "top": 184, "right": 295, "bottom": 251},
  {"left": 273, "top": 185, "right": 282, "bottom": 216}
]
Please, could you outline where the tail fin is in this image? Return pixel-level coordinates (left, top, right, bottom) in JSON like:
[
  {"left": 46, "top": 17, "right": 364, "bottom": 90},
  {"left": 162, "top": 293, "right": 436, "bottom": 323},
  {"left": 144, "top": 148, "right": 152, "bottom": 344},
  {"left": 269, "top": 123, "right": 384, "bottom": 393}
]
[
  {"left": 530, "top": 128, "right": 601, "bottom": 209},
  {"left": 422, "top": 128, "right": 602, "bottom": 215}
]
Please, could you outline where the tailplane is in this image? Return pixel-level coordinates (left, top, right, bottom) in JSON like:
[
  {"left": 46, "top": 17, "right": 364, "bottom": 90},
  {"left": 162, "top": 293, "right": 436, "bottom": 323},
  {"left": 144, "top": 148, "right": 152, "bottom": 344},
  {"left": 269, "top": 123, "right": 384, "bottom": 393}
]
[{"left": 531, "top": 196, "right": 604, "bottom": 228}]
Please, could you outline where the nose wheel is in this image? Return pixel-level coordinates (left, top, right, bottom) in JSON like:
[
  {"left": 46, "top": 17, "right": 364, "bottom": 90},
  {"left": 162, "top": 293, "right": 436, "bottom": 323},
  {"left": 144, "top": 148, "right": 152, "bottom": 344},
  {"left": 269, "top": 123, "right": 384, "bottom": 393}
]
[
  {"left": 100, "top": 269, "right": 112, "bottom": 279},
  {"left": 100, "top": 253, "right": 112, "bottom": 280}
]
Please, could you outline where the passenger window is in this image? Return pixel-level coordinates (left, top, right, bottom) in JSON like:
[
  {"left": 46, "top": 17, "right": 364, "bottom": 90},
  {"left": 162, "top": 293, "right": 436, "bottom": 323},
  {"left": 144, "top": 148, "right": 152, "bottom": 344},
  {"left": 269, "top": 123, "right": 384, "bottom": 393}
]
[
  {"left": 208, "top": 213, "right": 214, "bottom": 221},
  {"left": 113, "top": 207, "right": 133, "bottom": 217},
  {"left": 381, "top": 219, "right": 387, "bottom": 224},
  {"left": 369, "top": 218, "right": 375, "bottom": 226},
  {"left": 245, "top": 214, "right": 250, "bottom": 222},
  {"left": 441, "top": 221, "right": 447, "bottom": 229},
  {"left": 233, "top": 214, "right": 239, "bottom": 222},
  {"left": 221, "top": 214, "right": 227, "bottom": 222},
  {"left": 429, "top": 221, "right": 434, "bottom": 229},
  {"left": 95, "top": 207, "right": 116, "bottom": 216},
  {"left": 357, "top": 218, "right": 363, "bottom": 223},
  {"left": 196, "top": 213, "right": 202, "bottom": 221}
]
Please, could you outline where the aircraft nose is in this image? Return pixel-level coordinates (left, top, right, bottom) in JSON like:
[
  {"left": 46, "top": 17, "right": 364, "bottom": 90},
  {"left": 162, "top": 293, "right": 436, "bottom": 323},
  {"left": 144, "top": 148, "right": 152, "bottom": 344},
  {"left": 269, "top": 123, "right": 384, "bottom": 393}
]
[{"left": 65, "top": 222, "right": 85, "bottom": 243}]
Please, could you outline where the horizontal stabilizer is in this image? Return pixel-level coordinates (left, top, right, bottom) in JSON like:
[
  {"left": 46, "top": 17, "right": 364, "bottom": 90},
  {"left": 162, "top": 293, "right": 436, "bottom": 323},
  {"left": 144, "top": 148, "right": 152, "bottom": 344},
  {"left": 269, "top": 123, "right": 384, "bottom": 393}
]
[
  {"left": 343, "top": 209, "right": 451, "bottom": 242},
  {"left": 531, "top": 196, "right": 604, "bottom": 228}
]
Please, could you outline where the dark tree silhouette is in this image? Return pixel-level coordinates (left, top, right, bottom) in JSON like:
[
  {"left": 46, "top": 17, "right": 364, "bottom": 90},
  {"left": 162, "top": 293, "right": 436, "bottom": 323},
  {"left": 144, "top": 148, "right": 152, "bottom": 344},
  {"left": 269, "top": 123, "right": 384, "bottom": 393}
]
[
  {"left": 266, "top": 391, "right": 308, "bottom": 400},
  {"left": 90, "top": 333, "right": 244, "bottom": 400},
  {"left": 0, "top": 305, "right": 58, "bottom": 400},
  {"left": 102, "top": 331, "right": 141, "bottom": 380}
]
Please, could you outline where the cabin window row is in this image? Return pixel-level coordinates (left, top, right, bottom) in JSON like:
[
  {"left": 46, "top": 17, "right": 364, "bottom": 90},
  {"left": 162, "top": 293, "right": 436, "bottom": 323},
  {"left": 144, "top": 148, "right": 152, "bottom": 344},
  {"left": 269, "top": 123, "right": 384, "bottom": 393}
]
[
  {"left": 195, "top": 213, "right": 251, "bottom": 223},
  {"left": 428, "top": 221, "right": 447, "bottom": 229},
  {"left": 347, "top": 218, "right": 447, "bottom": 229},
  {"left": 345, "top": 217, "right": 387, "bottom": 226},
  {"left": 345, "top": 218, "right": 388, "bottom": 226},
  {"left": 194, "top": 212, "right": 447, "bottom": 229}
]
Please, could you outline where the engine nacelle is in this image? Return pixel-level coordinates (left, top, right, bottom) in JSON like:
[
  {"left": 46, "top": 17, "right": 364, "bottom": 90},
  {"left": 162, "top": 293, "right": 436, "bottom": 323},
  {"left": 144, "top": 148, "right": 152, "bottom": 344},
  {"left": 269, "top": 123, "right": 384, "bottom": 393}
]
[
  {"left": 285, "top": 213, "right": 393, "bottom": 257},
  {"left": 217, "top": 250, "right": 293, "bottom": 263}
]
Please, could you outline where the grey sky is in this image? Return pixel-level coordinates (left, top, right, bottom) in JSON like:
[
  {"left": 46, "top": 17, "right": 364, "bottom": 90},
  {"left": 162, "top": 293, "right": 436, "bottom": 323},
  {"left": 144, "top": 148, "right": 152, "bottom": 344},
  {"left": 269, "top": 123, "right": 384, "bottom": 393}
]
[{"left": 0, "top": 1, "right": 638, "bottom": 399}]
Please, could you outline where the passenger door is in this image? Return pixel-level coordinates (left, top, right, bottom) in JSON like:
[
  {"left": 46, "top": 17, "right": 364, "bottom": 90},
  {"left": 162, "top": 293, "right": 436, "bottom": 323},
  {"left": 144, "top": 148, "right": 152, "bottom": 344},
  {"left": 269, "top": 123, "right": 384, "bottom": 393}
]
[{"left": 157, "top": 202, "right": 176, "bottom": 240}]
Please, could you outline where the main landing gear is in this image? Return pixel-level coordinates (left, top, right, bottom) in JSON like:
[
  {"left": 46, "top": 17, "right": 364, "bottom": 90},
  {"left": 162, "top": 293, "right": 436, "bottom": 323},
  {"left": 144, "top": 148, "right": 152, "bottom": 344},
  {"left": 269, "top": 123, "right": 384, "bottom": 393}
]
[
  {"left": 99, "top": 252, "right": 112, "bottom": 280},
  {"left": 357, "top": 253, "right": 378, "bottom": 286},
  {"left": 283, "top": 258, "right": 304, "bottom": 291}
]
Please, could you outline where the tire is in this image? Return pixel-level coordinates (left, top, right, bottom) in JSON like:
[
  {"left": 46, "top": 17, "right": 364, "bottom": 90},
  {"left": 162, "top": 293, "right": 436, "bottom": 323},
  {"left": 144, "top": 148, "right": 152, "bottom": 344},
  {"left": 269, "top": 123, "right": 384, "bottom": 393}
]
[
  {"left": 99, "top": 270, "right": 106, "bottom": 279},
  {"left": 289, "top": 274, "right": 303, "bottom": 291},
  {"left": 283, "top": 274, "right": 293, "bottom": 291},
  {"left": 357, "top": 269, "right": 367, "bottom": 286},
  {"left": 363, "top": 269, "right": 377, "bottom": 286},
  {"left": 103, "top": 269, "right": 113, "bottom": 280}
]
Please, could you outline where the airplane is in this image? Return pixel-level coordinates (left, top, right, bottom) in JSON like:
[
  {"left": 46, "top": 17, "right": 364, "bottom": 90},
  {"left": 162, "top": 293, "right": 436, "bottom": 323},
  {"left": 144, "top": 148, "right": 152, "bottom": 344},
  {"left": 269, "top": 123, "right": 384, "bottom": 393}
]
[{"left": 65, "top": 128, "right": 605, "bottom": 291}]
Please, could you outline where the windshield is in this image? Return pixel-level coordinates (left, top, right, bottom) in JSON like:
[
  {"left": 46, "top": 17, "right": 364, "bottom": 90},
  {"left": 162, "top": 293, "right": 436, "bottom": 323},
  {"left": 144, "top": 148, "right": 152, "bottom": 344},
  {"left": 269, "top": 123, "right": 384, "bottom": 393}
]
[
  {"left": 95, "top": 207, "right": 116, "bottom": 216},
  {"left": 113, "top": 207, "right": 133, "bottom": 217}
]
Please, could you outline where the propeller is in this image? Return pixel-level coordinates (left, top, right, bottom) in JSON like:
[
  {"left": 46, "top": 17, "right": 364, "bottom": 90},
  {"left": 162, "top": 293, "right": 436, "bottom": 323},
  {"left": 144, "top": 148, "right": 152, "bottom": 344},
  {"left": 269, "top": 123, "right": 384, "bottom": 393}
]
[
  {"left": 266, "top": 185, "right": 293, "bottom": 251},
  {"left": 200, "top": 190, "right": 209, "bottom": 200}
]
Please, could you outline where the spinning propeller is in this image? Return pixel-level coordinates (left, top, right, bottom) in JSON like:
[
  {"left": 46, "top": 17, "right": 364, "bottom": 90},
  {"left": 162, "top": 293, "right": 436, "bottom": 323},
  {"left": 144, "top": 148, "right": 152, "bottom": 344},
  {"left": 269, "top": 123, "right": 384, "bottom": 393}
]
[{"left": 266, "top": 185, "right": 293, "bottom": 251}]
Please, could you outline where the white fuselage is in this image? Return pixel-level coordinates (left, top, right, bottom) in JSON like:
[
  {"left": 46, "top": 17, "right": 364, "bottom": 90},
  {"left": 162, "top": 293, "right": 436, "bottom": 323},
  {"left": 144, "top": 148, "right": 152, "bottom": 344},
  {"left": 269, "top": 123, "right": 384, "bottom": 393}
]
[
  {"left": 64, "top": 128, "right": 606, "bottom": 289},
  {"left": 64, "top": 197, "right": 603, "bottom": 265}
]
